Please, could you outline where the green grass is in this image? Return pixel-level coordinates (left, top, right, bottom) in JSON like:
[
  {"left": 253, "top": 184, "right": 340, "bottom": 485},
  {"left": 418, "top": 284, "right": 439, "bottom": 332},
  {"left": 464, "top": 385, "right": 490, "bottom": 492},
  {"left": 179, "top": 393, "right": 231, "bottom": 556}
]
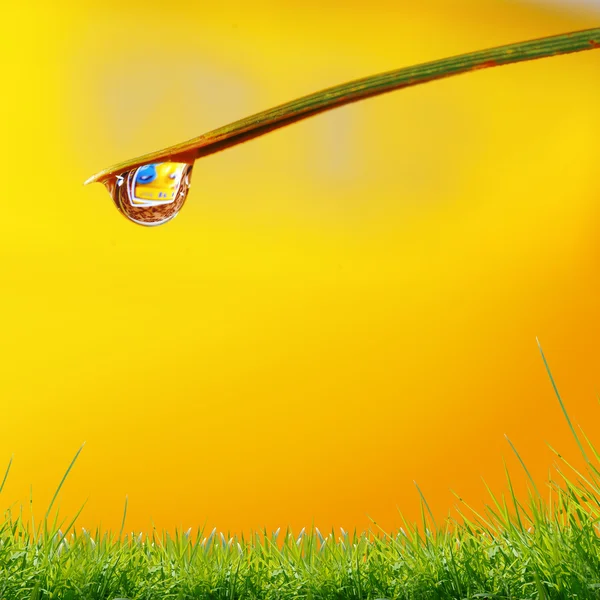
[{"left": 2, "top": 344, "right": 600, "bottom": 599}]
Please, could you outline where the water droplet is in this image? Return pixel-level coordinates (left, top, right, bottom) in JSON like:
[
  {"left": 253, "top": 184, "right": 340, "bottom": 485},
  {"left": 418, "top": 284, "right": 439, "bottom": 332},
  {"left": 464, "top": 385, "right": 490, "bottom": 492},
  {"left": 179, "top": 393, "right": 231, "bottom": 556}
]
[{"left": 103, "top": 161, "right": 194, "bottom": 226}]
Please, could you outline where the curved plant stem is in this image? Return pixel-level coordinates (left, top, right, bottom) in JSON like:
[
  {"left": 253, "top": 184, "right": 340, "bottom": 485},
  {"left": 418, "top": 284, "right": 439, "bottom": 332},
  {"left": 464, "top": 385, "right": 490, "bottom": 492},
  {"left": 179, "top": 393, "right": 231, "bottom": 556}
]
[{"left": 85, "top": 27, "right": 600, "bottom": 185}]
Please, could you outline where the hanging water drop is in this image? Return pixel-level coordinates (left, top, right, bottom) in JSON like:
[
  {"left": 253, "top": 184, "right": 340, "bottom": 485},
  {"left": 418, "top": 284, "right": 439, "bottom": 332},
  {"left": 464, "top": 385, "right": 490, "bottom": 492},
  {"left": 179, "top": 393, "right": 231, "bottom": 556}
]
[{"left": 103, "top": 161, "right": 194, "bottom": 226}]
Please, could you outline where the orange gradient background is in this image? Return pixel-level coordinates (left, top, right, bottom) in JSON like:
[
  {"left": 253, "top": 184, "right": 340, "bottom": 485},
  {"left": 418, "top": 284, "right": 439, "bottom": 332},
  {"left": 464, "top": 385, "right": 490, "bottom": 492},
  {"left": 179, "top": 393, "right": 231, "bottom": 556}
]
[{"left": 1, "top": 0, "right": 599, "bottom": 539}]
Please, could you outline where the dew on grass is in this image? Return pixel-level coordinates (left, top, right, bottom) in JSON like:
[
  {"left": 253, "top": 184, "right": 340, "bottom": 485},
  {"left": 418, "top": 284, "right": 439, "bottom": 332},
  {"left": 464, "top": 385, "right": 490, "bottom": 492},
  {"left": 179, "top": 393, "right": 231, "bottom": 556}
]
[{"left": 103, "top": 161, "right": 194, "bottom": 227}]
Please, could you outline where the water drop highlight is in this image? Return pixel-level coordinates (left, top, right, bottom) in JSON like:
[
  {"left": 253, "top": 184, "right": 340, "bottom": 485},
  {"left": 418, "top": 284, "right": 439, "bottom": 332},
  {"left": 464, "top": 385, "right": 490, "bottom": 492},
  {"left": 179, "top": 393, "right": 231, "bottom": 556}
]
[{"left": 104, "top": 161, "right": 194, "bottom": 226}]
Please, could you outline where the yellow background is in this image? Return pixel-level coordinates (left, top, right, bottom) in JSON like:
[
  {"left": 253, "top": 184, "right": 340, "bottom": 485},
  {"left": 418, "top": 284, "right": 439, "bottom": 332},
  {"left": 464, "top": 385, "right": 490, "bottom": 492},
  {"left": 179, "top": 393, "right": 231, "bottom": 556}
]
[{"left": 1, "top": 0, "right": 599, "bottom": 538}]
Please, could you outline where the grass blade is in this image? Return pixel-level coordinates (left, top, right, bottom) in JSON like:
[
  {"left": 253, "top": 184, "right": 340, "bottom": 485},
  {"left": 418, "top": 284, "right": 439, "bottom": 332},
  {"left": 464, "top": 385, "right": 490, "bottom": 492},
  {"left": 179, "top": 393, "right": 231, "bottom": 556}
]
[
  {"left": 0, "top": 455, "right": 12, "bottom": 496},
  {"left": 85, "top": 28, "right": 600, "bottom": 185},
  {"left": 43, "top": 443, "right": 85, "bottom": 537},
  {"left": 537, "top": 338, "right": 589, "bottom": 463}
]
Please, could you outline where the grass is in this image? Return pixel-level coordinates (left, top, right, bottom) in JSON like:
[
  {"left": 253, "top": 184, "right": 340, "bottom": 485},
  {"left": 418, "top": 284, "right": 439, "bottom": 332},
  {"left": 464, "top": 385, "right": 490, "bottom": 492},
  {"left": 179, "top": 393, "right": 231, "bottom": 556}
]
[
  {"left": 85, "top": 27, "right": 600, "bottom": 186},
  {"left": 2, "top": 344, "right": 600, "bottom": 599}
]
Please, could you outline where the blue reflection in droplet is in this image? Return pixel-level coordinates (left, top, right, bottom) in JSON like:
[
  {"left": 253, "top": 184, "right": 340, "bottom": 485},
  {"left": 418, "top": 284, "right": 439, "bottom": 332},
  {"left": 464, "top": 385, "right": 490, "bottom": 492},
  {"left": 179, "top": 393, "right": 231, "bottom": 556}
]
[{"left": 135, "top": 164, "right": 157, "bottom": 184}]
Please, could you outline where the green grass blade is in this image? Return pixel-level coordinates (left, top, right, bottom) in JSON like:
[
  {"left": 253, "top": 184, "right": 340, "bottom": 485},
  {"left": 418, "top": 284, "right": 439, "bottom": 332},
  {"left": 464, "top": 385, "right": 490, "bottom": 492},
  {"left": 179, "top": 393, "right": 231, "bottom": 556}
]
[
  {"left": 413, "top": 480, "right": 438, "bottom": 535},
  {"left": 85, "top": 27, "right": 600, "bottom": 185},
  {"left": 504, "top": 434, "right": 542, "bottom": 501},
  {"left": 118, "top": 495, "right": 128, "bottom": 542},
  {"left": 43, "top": 443, "right": 85, "bottom": 531},
  {"left": 502, "top": 458, "right": 525, "bottom": 532},
  {"left": 0, "top": 455, "right": 13, "bottom": 496},
  {"left": 537, "top": 338, "right": 590, "bottom": 463}
]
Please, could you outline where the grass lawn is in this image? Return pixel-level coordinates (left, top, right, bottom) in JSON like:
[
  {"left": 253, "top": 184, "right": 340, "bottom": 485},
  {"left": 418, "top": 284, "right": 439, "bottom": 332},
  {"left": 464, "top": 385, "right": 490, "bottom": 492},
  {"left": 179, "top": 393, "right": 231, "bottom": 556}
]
[{"left": 1, "top": 344, "right": 600, "bottom": 599}]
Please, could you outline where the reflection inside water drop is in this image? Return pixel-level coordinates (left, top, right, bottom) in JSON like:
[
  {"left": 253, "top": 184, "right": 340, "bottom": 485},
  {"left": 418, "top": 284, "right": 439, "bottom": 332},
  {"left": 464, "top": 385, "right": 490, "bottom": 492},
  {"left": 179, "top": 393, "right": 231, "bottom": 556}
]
[{"left": 105, "top": 161, "right": 194, "bottom": 226}]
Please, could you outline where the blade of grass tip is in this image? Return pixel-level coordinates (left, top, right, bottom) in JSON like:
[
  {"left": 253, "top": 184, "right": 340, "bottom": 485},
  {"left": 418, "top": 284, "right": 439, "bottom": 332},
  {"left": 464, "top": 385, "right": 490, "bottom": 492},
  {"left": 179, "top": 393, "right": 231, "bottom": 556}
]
[
  {"left": 118, "top": 495, "right": 128, "bottom": 542},
  {"left": 49, "top": 508, "right": 62, "bottom": 544},
  {"left": 417, "top": 497, "right": 428, "bottom": 543},
  {"left": 44, "top": 443, "right": 86, "bottom": 534},
  {"left": 414, "top": 481, "right": 438, "bottom": 534},
  {"left": 504, "top": 434, "right": 542, "bottom": 500},
  {"left": 537, "top": 338, "right": 589, "bottom": 463},
  {"left": 85, "top": 27, "right": 600, "bottom": 185},
  {"left": 503, "top": 457, "right": 525, "bottom": 532},
  {"left": 0, "top": 454, "right": 13, "bottom": 495}
]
